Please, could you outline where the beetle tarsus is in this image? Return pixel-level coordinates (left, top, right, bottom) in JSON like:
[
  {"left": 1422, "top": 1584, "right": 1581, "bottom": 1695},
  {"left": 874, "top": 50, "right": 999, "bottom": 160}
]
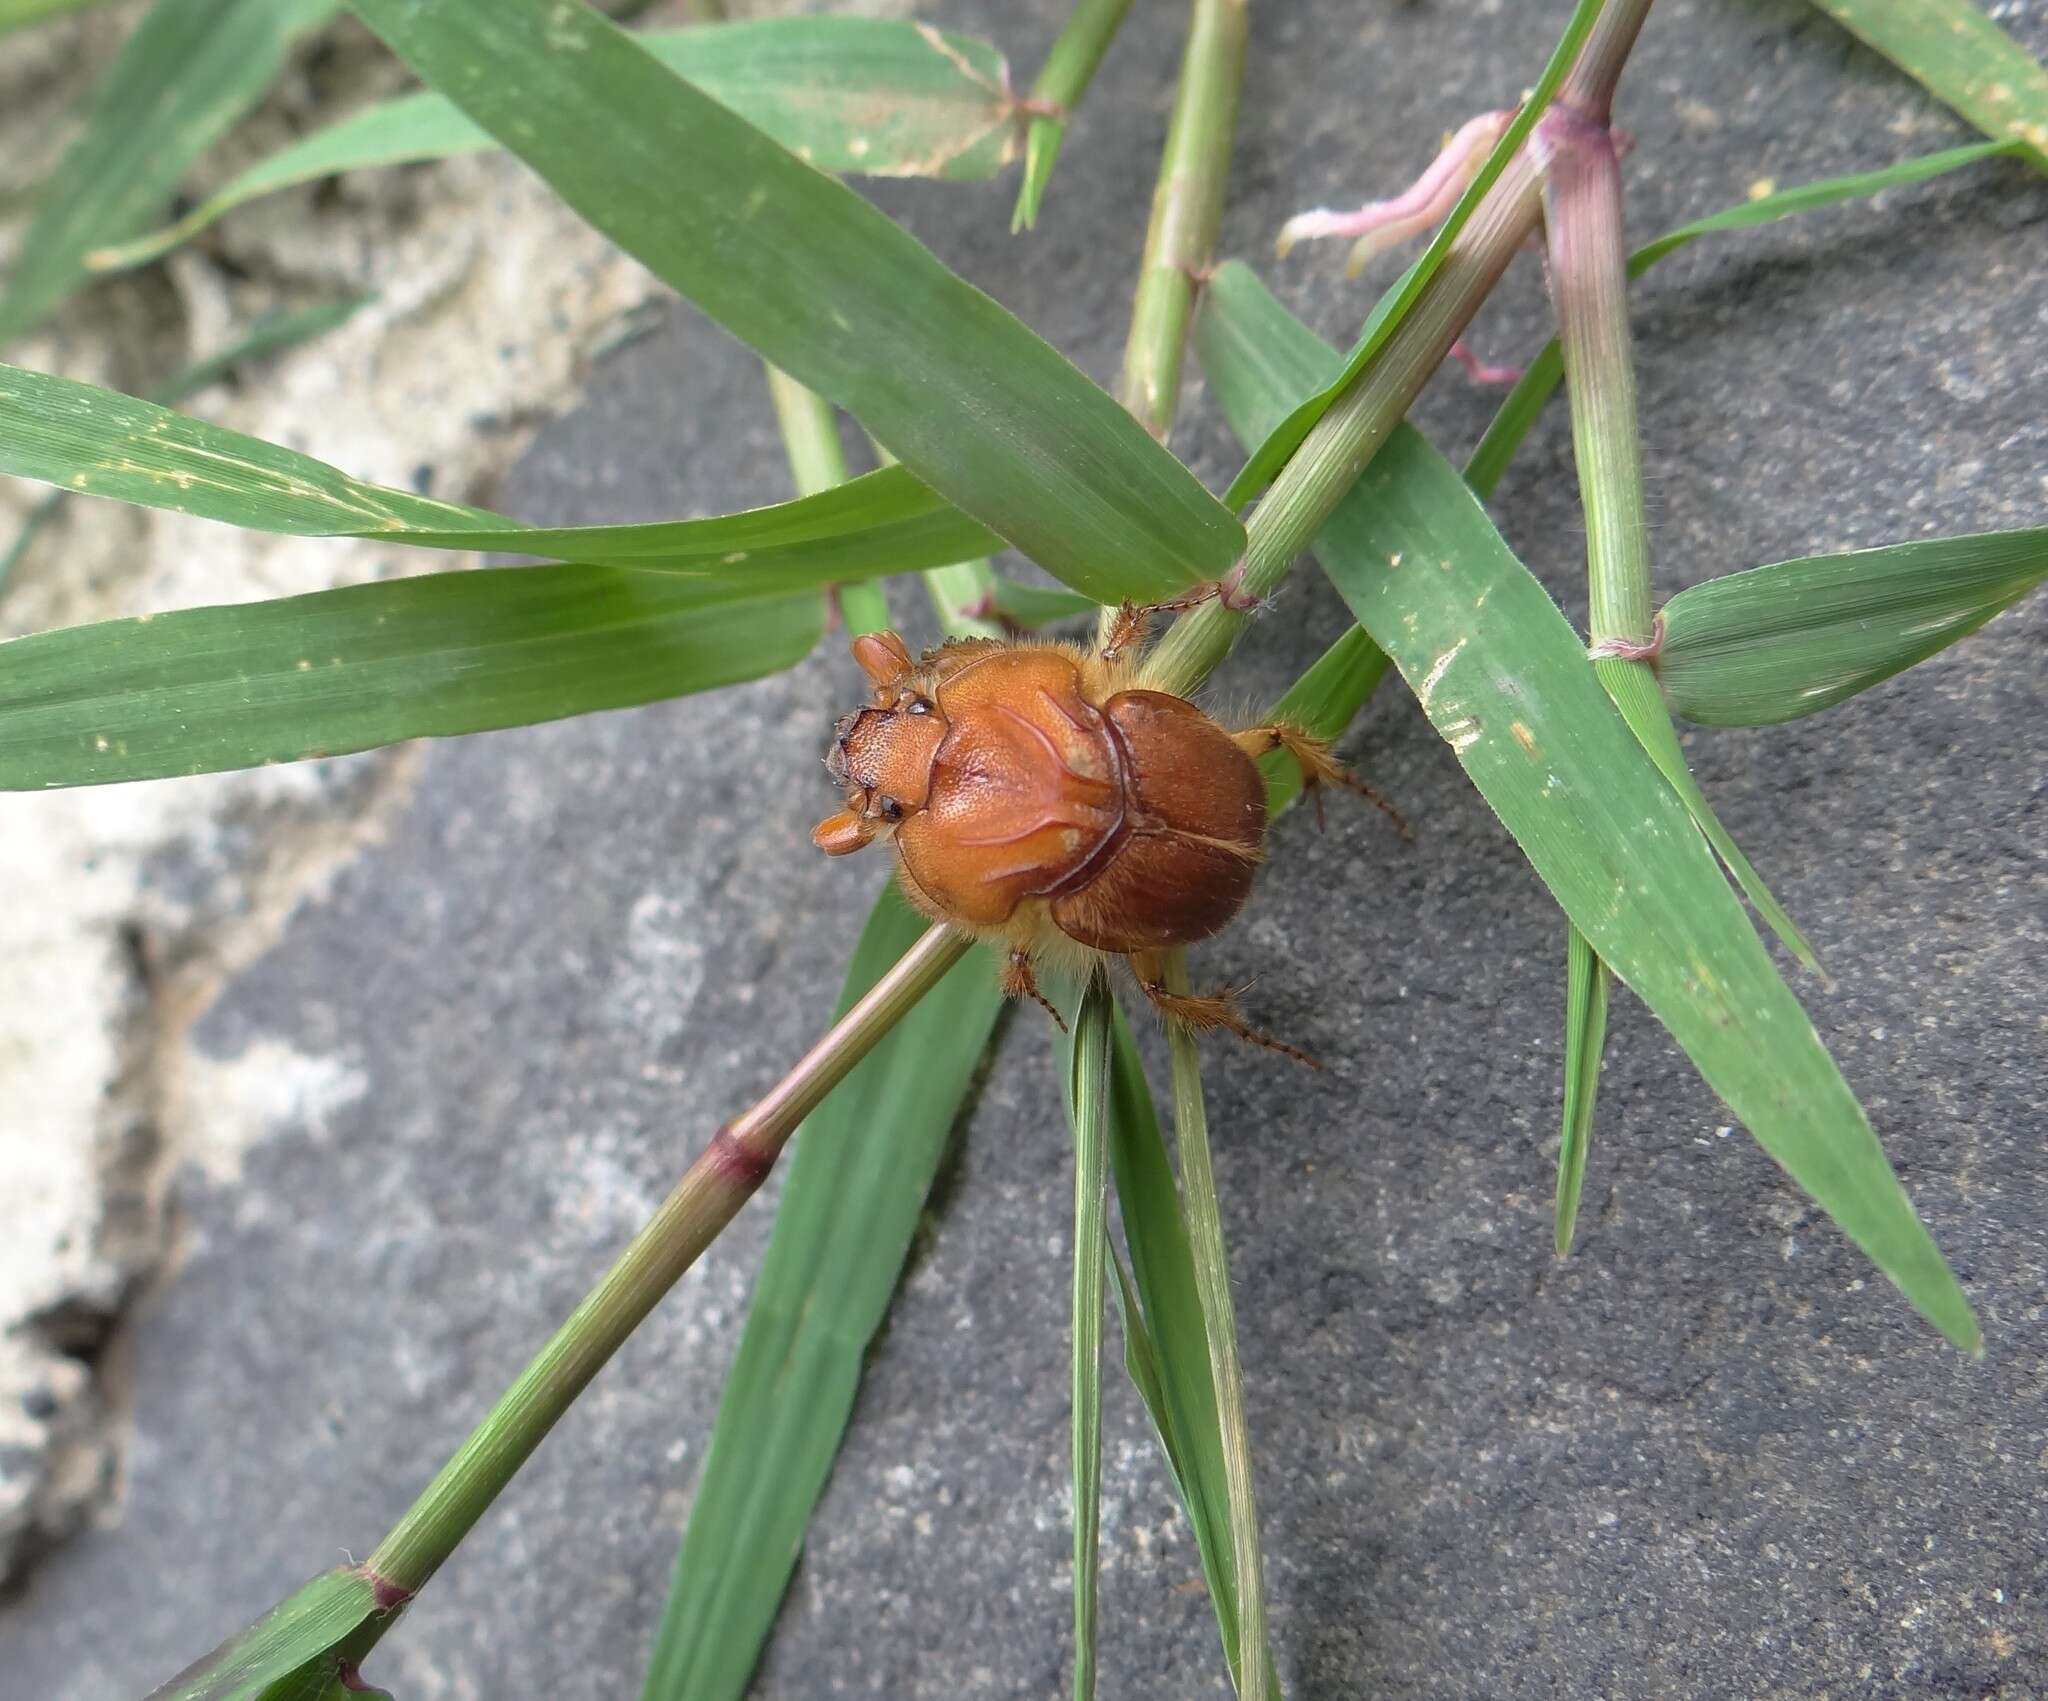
[{"left": 1002, "top": 947, "right": 1068, "bottom": 1032}]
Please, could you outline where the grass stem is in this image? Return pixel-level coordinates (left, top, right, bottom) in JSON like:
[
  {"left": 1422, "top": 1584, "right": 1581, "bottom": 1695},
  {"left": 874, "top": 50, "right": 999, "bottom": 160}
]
[
  {"left": 764, "top": 362, "right": 889, "bottom": 634},
  {"left": 1117, "top": 0, "right": 1248, "bottom": 440},
  {"left": 363, "top": 924, "right": 971, "bottom": 1605},
  {"left": 1014, "top": 0, "right": 1138, "bottom": 230}
]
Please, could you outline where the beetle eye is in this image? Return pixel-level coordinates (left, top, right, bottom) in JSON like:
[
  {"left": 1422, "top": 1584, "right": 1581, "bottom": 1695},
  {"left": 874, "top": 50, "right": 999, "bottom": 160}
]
[
  {"left": 899, "top": 692, "right": 934, "bottom": 716},
  {"left": 877, "top": 796, "right": 903, "bottom": 822}
]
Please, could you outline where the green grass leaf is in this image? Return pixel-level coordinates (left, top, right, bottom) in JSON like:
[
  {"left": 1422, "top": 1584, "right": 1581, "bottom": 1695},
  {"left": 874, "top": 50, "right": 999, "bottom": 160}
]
[
  {"left": 1597, "top": 657, "right": 1822, "bottom": 975},
  {"left": 1094, "top": 1004, "right": 1278, "bottom": 1693},
  {"left": 1063, "top": 969, "right": 1115, "bottom": 1701},
  {"left": 1466, "top": 139, "right": 2037, "bottom": 496},
  {"left": 92, "top": 17, "right": 1023, "bottom": 275},
  {"left": 1258, "top": 624, "right": 1393, "bottom": 815},
  {"left": 0, "top": 0, "right": 112, "bottom": 34},
  {"left": 0, "top": 361, "right": 1002, "bottom": 582},
  {"left": 141, "top": 1566, "right": 389, "bottom": 1701},
  {"left": 1011, "top": 0, "right": 1135, "bottom": 231},
  {"left": 638, "top": 884, "right": 1003, "bottom": 1701},
  {"left": 0, "top": 564, "right": 822, "bottom": 789},
  {"left": 985, "top": 576, "right": 1100, "bottom": 629},
  {"left": 349, "top": 0, "right": 1242, "bottom": 606},
  {"left": 1221, "top": 0, "right": 1606, "bottom": 507},
  {"left": 1807, "top": 0, "right": 2048, "bottom": 167},
  {"left": 1556, "top": 923, "right": 1610, "bottom": 1257},
  {"left": 1657, "top": 528, "right": 2046, "bottom": 726},
  {"left": 0, "top": 295, "right": 376, "bottom": 598},
  {"left": 0, "top": 0, "right": 342, "bottom": 344},
  {"left": 1158, "top": 954, "right": 1273, "bottom": 1701},
  {"left": 1198, "top": 260, "right": 1978, "bottom": 1352}
]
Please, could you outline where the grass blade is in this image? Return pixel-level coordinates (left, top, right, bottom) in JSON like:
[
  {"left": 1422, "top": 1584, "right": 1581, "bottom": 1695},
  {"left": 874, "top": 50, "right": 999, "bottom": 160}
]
[
  {"left": 0, "top": 361, "right": 1001, "bottom": 581},
  {"left": 1466, "top": 139, "right": 2037, "bottom": 495},
  {"left": 0, "top": 565, "right": 822, "bottom": 789},
  {"left": 1064, "top": 970, "right": 1116, "bottom": 1701},
  {"left": 1222, "top": 0, "right": 1607, "bottom": 506},
  {"left": 637, "top": 885, "right": 1003, "bottom": 1701},
  {"left": 1095, "top": 1003, "right": 1279, "bottom": 1693},
  {"left": 1012, "top": 0, "right": 1135, "bottom": 231},
  {"left": 1807, "top": 0, "right": 2048, "bottom": 166},
  {"left": 1258, "top": 625, "right": 1393, "bottom": 815},
  {"left": 350, "top": 0, "right": 1242, "bottom": 605},
  {"left": 0, "top": 295, "right": 376, "bottom": 599},
  {"left": 1158, "top": 952, "right": 1272, "bottom": 1701},
  {"left": 93, "top": 17, "right": 1024, "bottom": 274},
  {"left": 0, "top": 0, "right": 112, "bottom": 32},
  {"left": 0, "top": 0, "right": 342, "bottom": 343},
  {"left": 141, "top": 1566, "right": 389, "bottom": 1701},
  {"left": 1658, "top": 529, "right": 2046, "bottom": 726},
  {"left": 1556, "top": 924, "right": 1610, "bottom": 1257},
  {"left": 1198, "top": 262, "right": 1978, "bottom": 1352}
]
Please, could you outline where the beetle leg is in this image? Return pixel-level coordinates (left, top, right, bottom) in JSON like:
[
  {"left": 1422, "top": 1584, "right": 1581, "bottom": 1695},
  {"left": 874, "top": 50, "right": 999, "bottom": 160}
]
[
  {"left": 1235, "top": 724, "right": 1411, "bottom": 838},
  {"left": 1001, "top": 947, "right": 1068, "bottom": 1033},
  {"left": 1129, "top": 953, "right": 1322, "bottom": 1070}
]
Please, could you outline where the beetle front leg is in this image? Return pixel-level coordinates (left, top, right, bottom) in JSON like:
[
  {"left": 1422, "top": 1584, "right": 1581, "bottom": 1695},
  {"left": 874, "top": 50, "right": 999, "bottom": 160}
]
[{"left": 1000, "top": 947, "right": 1068, "bottom": 1032}]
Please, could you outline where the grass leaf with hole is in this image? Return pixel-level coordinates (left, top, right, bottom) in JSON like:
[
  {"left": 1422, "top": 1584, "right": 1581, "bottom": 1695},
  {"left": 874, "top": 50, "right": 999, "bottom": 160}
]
[
  {"left": 349, "top": 0, "right": 1242, "bottom": 604},
  {"left": 141, "top": 1566, "right": 388, "bottom": 1701},
  {"left": 1198, "top": 260, "right": 1977, "bottom": 1352},
  {"left": 0, "top": 566, "right": 822, "bottom": 789},
  {"left": 93, "top": 17, "right": 1024, "bottom": 274},
  {"left": 1466, "top": 139, "right": 2037, "bottom": 495},
  {"left": 1556, "top": 923, "right": 1610, "bottom": 1257},
  {"left": 1657, "top": 529, "right": 2045, "bottom": 726},
  {"left": 639, "top": 885, "right": 1003, "bottom": 1701},
  {"left": 1222, "top": 0, "right": 1606, "bottom": 506},
  {"left": 0, "top": 0, "right": 342, "bottom": 343},
  {"left": 1806, "top": 0, "right": 2048, "bottom": 167}
]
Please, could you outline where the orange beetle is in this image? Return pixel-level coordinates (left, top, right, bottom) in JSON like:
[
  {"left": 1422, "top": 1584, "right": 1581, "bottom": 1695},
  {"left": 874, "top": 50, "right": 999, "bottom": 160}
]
[{"left": 812, "top": 624, "right": 1380, "bottom": 1057}]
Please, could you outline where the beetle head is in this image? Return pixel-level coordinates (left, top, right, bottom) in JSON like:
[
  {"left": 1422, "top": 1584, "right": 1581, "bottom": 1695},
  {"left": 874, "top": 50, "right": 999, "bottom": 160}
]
[{"left": 813, "top": 633, "right": 949, "bottom": 856}]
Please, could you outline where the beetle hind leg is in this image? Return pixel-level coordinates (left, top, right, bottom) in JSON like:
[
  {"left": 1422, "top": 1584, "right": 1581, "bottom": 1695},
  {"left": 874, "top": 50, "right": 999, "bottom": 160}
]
[
  {"left": 1234, "top": 723, "right": 1410, "bottom": 837},
  {"left": 1129, "top": 953, "right": 1321, "bottom": 1071},
  {"left": 1001, "top": 947, "right": 1068, "bottom": 1033}
]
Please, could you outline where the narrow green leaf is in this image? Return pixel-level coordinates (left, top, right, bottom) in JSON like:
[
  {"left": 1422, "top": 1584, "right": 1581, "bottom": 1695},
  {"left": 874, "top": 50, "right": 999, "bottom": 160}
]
[
  {"left": 349, "top": 0, "right": 1243, "bottom": 605},
  {"left": 0, "top": 0, "right": 111, "bottom": 32},
  {"left": 1598, "top": 658, "right": 1822, "bottom": 975},
  {"left": 1094, "top": 1004, "right": 1278, "bottom": 1693},
  {"left": 1658, "top": 529, "right": 2046, "bottom": 726},
  {"left": 1466, "top": 139, "right": 2036, "bottom": 496},
  {"left": 0, "top": 565, "right": 822, "bottom": 789},
  {"left": 1012, "top": 0, "right": 1136, "bottom": 231},
  {"left": 638, "top": 885, "right": 1003, "bottom": 1701},
  {"left": 1259, "top": 624, "right": 1393, "bottom": 815},
  {"left": 1, "top": 296, "right": 377, "bottom": 598},
  {"left": 1064, "top": 969, "right": 1115, "bottom": 1701},
  {"left": 92, "top": 17, "right": 1023, "bottom": 274},
  {"left": 0, "top": 0, "right": 342, "bottom": 343},
  {"left": 1198, "top": 262, "right": 1978, "bottom": 1352},
  {"left": 986, "top": 577, "right": 1100, "bottom": 630},
  {"left": 1556, "top": 923, "right": 1610, "bottom": 1258},
  {"left": 1808, "top": 0, "right": 2048, "bottom": 167},
  {"left": 1222, "top": 0, "right": 1607, "bottom": 506},
  {"left": 1159, "top": 952, "right": 1273, "bottom": 1701},
  {"left": 0, "top": 361, "right": 1001, "bottom": 582},
  {"left": 142, "top": 1567, "right": 388, "bottom": 1701}
]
